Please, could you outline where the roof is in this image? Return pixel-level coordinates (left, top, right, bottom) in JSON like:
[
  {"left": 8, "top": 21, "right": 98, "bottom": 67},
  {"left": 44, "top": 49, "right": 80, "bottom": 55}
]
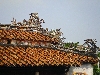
[
  {"left": 0, "top": 29, "right": 58, "bottom": 43},
  {"left": 0, "top": 45, "right": 98, "bottom": 67},
  {"left": 0, "top": 13, "right": 98, "bottom": 67}
]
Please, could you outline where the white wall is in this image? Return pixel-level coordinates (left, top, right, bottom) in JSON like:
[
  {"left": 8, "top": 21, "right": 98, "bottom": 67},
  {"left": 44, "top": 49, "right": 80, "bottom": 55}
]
[{"left": 67, "top": 64, "right": 93, "bottom": 75}]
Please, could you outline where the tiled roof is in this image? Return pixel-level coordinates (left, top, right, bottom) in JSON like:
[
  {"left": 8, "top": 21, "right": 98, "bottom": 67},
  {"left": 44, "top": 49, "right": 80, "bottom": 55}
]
[
  {"left": 0, "top": 46, "right": 98, "bottom": 67},
  {"left": 0, "top": 29, "right": 58, "bottom": 42}
]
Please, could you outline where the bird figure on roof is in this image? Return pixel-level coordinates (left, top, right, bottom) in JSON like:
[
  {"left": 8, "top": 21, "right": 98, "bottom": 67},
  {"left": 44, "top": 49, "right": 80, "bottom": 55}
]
[
  {"left": 29, "top": 13, "right": 38, "bottom": 17},
  {"left": 83, "top": 39, "right": 98, "bottom": 53},
  {"left": 11, "top": 18, "right": 17, "bottom": 25},
  {"left": 29, "top": 13, "right": 39, "bottom": 20},
  {"left": 40, "top": 19, "right": 45, "bottom": 23}
]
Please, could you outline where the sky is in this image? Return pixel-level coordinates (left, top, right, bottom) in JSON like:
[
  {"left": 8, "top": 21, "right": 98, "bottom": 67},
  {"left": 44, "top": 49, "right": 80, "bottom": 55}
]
[{"left": 0, "top": 0, "right": 100, "bottom": 46}]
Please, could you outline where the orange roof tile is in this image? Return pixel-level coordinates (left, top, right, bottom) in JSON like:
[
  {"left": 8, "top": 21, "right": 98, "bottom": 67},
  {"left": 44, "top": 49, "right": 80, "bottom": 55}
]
[{"left": 0, "top": 46, "right": 98, "bottom": 67}]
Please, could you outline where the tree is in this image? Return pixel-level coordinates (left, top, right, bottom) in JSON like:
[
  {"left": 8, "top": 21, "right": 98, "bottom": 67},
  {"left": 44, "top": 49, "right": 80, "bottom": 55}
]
[
  {"left": 64, "top": 42, "right": 79, "bottom": 50},
  {"left": 93, "top": 52, "right": 100, "bottom": 75}
]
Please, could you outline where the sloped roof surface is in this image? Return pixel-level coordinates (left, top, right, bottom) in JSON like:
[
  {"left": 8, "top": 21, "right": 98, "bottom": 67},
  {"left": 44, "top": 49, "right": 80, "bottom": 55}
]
[
  {"left": 0, "top": 45, "right": 98, "bottom": 67},
  {"left": 0, "top": 29, "right": 58, "bottom": 42}
]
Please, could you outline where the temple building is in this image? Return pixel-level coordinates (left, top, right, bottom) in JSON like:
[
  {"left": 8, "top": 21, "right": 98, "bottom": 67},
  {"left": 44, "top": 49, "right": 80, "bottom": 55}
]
[{"left": 0, "top": 13, "right": 98, "bottom": 75}]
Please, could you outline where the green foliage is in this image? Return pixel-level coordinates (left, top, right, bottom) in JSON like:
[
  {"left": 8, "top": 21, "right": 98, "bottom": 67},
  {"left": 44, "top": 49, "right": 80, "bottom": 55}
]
[
  {"left": 98, "top": 52, "right": 100, "bottom": 57},
  {"left": 93, "top": 64, "right": 100, "bottom": 75},
  {"left": 93, "top": 52, "right": 100, "bottom": 75},
  {"left": 64, "top": 42, "right": 79, "bottom": 49}
]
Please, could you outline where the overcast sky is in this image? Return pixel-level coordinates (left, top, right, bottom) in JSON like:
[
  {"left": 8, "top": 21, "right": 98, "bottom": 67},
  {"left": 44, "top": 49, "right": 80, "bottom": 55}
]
[{"left": 0, "top": 0, "right": 100, "bottom": 46}]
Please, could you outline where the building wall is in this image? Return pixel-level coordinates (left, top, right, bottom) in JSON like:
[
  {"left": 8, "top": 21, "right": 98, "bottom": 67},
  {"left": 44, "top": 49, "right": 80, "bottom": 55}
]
[{"left": 67, "top": 64, "right": 93, "bottom": 75}]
